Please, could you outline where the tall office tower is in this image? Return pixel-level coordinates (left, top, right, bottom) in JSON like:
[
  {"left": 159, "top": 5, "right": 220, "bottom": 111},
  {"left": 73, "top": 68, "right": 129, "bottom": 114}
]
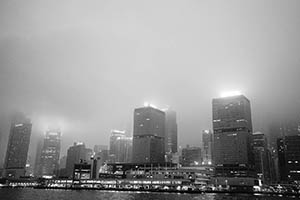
[
  {"left": 117, "top": 136, "right": 132, "bottom": 163},
  {"left": 38, "top": 128, "right": 61, "bottom": 177},
  {"left": 34, "top": 137, "right": 44, "bottom": 177},
  {"left": 132, "top": 104, "right": 166, "bottom": 164},
  {"left": 267, "top": 147, "right": 278, "bottom": 184},
  {"left": 59, "top": 156, "right": 67, "bottom": 170},
  {"left": 109, "top": 130, "right": 125, "bottom": 162},
  {"left": 268, "top": 120, "right": 300, "bottom": 149},
  {"left": 181, "top": 145, "right": 202, "bottom": 167},
  {"left": 65, "top": 142, "right": 87, "bottom": 178},
  {"left": 252, "top": 132, "right": 271, "bottom": 183},
  {"left": 277, "top": 135, "right": 300, "bottom": 183},
  {"left": 202, "top": 130, "right": 213, "bottom": 165},
  {"left": 25, "top": 156, "right": 34, "bottom": 177},
  {"left": 109, "top": 130, "right": 132, "bottom": 163},
  {"left": 57, "top": 155, "right": 67, "bottom": 177},
  {"left": 4, "top": 113, "right": 32, "bottom": 178},
  {"left": 212, "top": 94, "right": 254, "bottom": 177},
  {"left": 164, "top": 109, "right": 178, "bottom": 154}
]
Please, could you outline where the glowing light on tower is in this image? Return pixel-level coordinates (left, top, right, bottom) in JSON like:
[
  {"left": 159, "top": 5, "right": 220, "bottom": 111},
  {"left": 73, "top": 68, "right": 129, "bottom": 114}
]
[
  {"left": 143, "top": 102, "right": 157, "bottom": 109},
  {"left": 220, "top": 91, "right": 242, "bottom": 98}
]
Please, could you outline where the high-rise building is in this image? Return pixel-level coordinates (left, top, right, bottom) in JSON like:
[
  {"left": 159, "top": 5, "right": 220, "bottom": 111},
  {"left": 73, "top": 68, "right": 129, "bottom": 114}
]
[
  {"left": 212, "top": 94, "right": 254, "bottom": 177},
  {"left": 109, "top": 130, "right": 132, "bottom": 163},
  {"left": 38, "top": 128, "right": 61, "bottom": 177},
  {"left": 34, "top": 137, "right": 44, "bottom": 177},
  {"left": 132, "top": 105, "right": 165, "bottom": 164},
  {"left": 4, "top": 113, "right": 32, "bottom": 178},
  {"left": 202, "top": 130, "right": 213, "bottom": 165},
  {"left": 59, "top": 155, "right": 67, "bottom": 170},
  {"left": 268, "top": 120, "right": 300, "bottom": 149},
  {"left": 277, "top": 135, "right": 300, "bottom": 183},
  {"left": 25, "top": 155, "right": 34, "bottom": 177},
  {"left": 252, "top": 132, "right": 271, "bottom": 183},
  {"left": 181, "top": 145, "right": 202, "bottom": 167},
  {"left": 164, "top": 109, "right": 178, "bottom": 154},
  {"left": 65, "top": 142, "right": 88, "bottom": 178}
]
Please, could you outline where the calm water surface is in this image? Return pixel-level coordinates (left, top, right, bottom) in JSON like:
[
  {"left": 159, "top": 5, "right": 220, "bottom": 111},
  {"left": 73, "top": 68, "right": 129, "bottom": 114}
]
[{"left": 0, "top": 188, "right": 297, "bottom": 200}]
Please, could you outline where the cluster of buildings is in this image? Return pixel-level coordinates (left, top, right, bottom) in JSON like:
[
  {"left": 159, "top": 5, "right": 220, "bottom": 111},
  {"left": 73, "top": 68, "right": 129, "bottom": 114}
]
[{"left": 1, "top": 94, "right": 300, "bottom": 188}]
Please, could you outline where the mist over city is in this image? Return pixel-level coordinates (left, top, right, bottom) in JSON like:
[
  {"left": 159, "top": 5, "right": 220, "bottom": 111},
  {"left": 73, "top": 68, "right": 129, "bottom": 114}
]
[{"left": 0, "top": 0, "right": 300, "bottom": 199}]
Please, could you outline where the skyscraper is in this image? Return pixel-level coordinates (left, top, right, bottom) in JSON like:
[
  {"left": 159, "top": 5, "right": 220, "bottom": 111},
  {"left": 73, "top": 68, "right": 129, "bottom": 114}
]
[
  {"left": 34, "top": 136, "right": 44, "bottom": 177},
  {"left": 164, "top": 109, "right": 178, "bottom": 154},
  {"left": 65, "top": 142, "right": 88, "bottom": 178},
  {"left": 38, "top": 128, "right": 61, "bottom": 177},
  {"left": 111, "top": 136, "right": 132, "bottom": 163},
  {"left": 132, "top": 104, "right": 165, "bottom": 164},
  {"left": 212, "top": 94, "right": 254, "bottom": 177},
  {"left": 109, "top": 130, "right": 131, "bottom": 163},
  {"left": 4, "top": 113, "right": 32, "bottom": 178},
  {"left": 252, "top": 132, "right": 271, "bottom": 183},
  {"left": 202, "top": 130, "right": 213, "bottom": 165},
  {"left": 277, "top": 135, "right": 300, "bottom": 183}
]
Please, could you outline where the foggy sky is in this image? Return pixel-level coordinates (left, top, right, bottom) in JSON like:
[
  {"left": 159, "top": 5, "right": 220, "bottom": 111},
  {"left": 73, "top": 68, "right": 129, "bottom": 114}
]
[{"left": 1, "top": 0, "right": 300, "bottom": 159}]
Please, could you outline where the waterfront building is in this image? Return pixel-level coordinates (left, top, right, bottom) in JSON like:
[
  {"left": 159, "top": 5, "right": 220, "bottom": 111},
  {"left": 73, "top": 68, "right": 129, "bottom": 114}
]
[
  {"left": 98, "top": 162, "right": 214, "bottom": 185},
  {"left": 65, "top": 142, "right": 88, "bottom": 178},
  {"left": 109, "top": 130, "right": 132, "bottom": 163},
  {"left": 38, "top": 128, "right": 61, "bottom": 178},
  {"left": 202, "top": 130, "right": 213, "bottom": 165},
  {"left": 4, "top": 113, "right": 32, "bottom": 178},
  {"left": 181, "top": 145, "right": 202, "bottom": 167},
  {"left": 73, "top": 162, "right": 92, "bottom": 180},
  {"left": 277, "top": 135, "right": 300, "bottom": 183},
  {"left": 212, "top": 94, "right": 254, "bottom": 177},
  {"left": 132, "top": 104, "right": 166, "bottom": 164}
]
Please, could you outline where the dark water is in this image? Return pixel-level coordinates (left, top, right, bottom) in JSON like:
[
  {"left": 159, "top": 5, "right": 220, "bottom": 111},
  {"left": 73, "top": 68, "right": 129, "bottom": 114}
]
[{"left": 0, "top": 188, "right": 297, "bottom": 200}]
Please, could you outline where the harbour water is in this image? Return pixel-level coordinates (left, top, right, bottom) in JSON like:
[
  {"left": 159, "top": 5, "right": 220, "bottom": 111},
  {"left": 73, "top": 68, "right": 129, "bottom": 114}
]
[{"left": 0, "top": 188, "right": 297, "bottom": 200}]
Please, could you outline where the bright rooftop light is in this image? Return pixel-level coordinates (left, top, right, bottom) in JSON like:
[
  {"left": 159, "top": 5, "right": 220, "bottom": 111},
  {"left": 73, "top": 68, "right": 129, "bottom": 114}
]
[
  {"left": 220, "top": 91, "right": 242, "bottom": 98},
  {"left": 143, "top": 102, "right": 157, "bottom": 109}
]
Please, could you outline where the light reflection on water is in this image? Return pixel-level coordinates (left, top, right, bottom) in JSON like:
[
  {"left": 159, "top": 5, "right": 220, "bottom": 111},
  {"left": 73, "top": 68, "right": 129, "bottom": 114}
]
[{"left": 0, "top": 188, "right": 296, "bottom": 200}]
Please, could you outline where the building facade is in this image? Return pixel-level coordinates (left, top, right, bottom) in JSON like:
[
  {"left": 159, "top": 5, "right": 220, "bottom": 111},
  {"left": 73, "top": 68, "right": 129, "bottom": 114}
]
[
  {"left": 109, "top": 130, "right": 132, "bottom": 163},
  {"left": 212, "top": 94, "right": 254, "bottom": 177},
  {"left": 65, "top": 142, "right": 88, "bottom": 178},
  {"left": 181, "top": 146, "right": 202, "bottom": 167},
  {"left": 252, "top": 132, "right": 271, "bottom": 183},
  {"left": 4, "top": 113, "right": 32, "bottom": 178},
  {"left": 38, "top": 129, "right": 61, "bottom": 177},
  {"left": 132, "top": 105, "right": 166, "bottom": 164},
  {"left": 277, "top": 135, "right": 300, "bottom": 183},
  {"left": 164, "top": 109, "right": 178, "bottom": 154},
  {"left": 34, "top": 137, "right": 44, "bottom": 177},
  {"left": 202, "top": 130, "right": 213, "bottom": 165}
]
